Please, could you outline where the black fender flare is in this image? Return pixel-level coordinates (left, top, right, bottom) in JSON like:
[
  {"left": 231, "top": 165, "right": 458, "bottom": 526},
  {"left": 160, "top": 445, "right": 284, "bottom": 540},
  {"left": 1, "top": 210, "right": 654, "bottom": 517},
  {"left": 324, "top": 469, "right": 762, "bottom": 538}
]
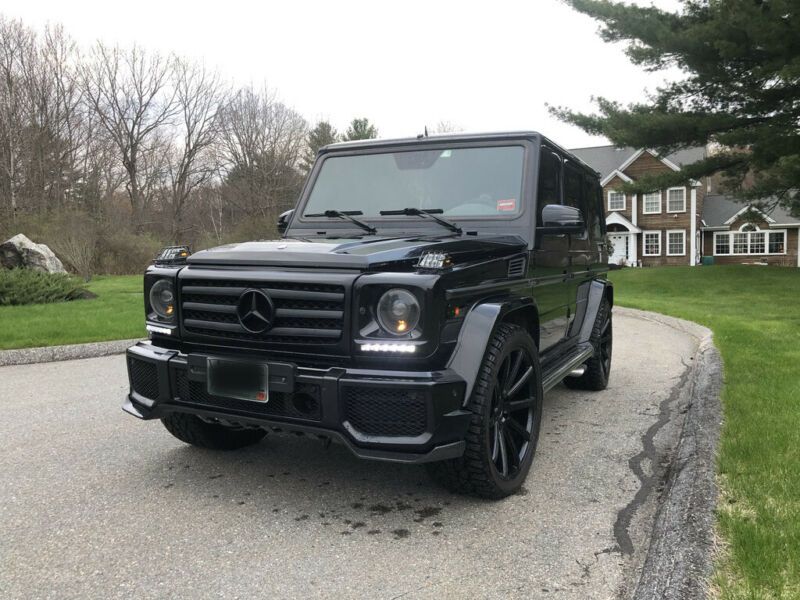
[
  {"left": 445, "top": 297, "right": 537, "bottom": 403},
  {"left": 575, "top": 278, "right": 613, "bottom": 345}
]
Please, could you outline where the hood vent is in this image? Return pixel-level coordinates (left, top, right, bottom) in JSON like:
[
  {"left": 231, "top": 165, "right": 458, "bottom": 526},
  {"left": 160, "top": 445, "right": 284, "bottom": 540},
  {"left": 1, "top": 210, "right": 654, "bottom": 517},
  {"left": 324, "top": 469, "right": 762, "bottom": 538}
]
[{"left": 507, "top": 256, "right": 527, "bottom": 278}]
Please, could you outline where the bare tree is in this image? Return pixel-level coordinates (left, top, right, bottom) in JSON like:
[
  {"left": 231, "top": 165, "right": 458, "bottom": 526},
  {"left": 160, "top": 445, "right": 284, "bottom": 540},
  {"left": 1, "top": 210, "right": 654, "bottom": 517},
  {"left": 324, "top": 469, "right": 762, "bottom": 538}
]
[
  {"left": 0, "top": 17, "right": 35, "bottom": 223},
  {"left": 431, "top": 120, "right": 462, "bottom": 134},
  {"left": 163, "top": 59, "right": 226, "bottom": 242},
  {"left": 21, "top": 24, "right": 85, "bottom": 213},
  {"left": 80, "top": 43, "right": 177, "bottom": 230},
  {"left": 217, "top": 85, "right": 307, "bottom": 220}
]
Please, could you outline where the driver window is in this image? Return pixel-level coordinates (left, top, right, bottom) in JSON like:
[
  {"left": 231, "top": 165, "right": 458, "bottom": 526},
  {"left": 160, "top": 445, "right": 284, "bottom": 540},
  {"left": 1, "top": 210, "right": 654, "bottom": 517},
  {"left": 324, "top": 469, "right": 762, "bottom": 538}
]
[
  {"left": 537, "top": 149, "right": 561, "bottom": 226},
  {"left": 564, "top": 164, "right": 588, "bottom": 239}
]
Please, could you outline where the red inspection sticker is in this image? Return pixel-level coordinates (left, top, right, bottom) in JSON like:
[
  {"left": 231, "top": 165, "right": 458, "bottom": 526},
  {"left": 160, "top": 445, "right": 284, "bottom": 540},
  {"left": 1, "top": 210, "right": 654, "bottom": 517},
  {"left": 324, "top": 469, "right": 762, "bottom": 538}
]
[{"left": 496, "top": 199, "right": 517, "bottom": 212}]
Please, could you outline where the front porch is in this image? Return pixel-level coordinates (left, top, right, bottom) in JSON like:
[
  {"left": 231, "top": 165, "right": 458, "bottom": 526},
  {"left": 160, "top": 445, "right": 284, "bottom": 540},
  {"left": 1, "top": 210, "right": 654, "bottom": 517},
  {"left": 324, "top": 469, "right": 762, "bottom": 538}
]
[{"left": 606, "top": 212, "right": 640, "bottom": 266}]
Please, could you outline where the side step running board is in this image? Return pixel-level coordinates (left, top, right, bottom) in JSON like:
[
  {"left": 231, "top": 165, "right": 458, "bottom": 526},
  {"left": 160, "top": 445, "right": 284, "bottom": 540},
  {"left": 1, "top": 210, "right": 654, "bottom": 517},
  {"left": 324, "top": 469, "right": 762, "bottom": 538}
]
[{"left": 541, "top": 344, "right": 594, "bottom": 392}]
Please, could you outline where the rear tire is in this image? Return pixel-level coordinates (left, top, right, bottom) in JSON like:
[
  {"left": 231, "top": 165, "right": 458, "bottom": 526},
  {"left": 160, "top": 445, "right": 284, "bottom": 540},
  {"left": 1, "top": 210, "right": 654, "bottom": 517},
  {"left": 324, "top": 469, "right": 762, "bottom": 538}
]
[
  {"left": 161, "top": 412, "right": 266, "bottom": 450},
  {"left": 564, "top": 297, "right": 612, "bottom": 391},
  {"left": 426, "top": 323, "right": 543, "bottom": 499}
]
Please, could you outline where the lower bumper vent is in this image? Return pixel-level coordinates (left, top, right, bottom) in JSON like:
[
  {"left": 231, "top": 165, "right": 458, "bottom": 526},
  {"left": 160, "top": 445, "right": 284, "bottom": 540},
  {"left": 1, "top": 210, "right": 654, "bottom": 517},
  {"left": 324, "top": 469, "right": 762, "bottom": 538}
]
[
  {"left": 129, "top": 357, "right": 159, "bottom": 400},
  {"left": 343, "top": 387, "right": 428, "bottom": 437}
]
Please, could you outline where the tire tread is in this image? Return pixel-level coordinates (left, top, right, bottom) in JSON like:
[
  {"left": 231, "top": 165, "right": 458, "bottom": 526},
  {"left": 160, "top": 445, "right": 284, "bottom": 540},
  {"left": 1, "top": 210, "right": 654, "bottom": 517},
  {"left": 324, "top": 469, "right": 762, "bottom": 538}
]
[{"left": 161, "top": 412, "right": 266, "bottom": 450}]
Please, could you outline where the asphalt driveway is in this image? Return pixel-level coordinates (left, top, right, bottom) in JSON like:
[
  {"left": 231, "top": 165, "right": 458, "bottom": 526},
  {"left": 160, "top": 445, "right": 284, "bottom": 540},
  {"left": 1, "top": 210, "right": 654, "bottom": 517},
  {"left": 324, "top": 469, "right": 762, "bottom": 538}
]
[{"left": 0, "top": 310, "right": 701, "bottom": 599}]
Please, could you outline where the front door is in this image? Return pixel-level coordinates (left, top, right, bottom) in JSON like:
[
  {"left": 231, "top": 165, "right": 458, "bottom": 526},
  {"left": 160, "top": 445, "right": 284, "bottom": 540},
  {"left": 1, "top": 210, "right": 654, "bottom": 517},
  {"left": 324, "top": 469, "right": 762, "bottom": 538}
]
[
  {"left": 533, "top": 147, "right": 570, "bottom": 352},
  {"left": 608, "top": 234, "right": 629, "bottom": 265}
]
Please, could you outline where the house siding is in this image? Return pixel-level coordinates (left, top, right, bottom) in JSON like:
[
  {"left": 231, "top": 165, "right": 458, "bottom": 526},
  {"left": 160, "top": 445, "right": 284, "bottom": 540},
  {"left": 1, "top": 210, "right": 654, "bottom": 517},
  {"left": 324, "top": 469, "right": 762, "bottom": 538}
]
[
  {"left": 601, "top": 151, "right": 703, "bottom": 267},
  {"left": 583, "top": 143, "right": 799, "bottom": 267}
]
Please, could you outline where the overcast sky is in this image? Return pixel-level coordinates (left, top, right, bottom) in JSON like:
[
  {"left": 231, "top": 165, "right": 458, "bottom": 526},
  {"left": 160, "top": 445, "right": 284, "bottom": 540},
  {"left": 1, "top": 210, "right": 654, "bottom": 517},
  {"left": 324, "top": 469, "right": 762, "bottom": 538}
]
[{"left": 2, "top": 0, "right": 682, "bottom": 149}]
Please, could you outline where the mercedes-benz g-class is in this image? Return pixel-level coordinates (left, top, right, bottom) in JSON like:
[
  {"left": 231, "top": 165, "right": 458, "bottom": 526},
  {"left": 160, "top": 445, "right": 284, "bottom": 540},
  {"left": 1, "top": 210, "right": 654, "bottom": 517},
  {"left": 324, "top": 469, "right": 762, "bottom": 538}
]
[{"left": 125, "top": 132, "right": 613, "bottom": 498}]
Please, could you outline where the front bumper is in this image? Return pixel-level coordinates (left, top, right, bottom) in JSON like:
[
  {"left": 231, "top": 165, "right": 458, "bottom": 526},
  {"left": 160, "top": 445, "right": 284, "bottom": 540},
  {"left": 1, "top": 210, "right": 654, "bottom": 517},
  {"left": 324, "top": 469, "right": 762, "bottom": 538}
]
[{"left": 124, "top": 341, "right": 470, "bottom": 464}]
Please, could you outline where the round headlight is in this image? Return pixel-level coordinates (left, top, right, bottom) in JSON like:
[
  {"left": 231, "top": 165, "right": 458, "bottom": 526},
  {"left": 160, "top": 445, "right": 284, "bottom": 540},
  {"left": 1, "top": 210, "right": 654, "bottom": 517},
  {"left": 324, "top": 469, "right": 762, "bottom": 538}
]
[
  {"left": 149, "top": 279, "right": 176, "bottom": 320},
  {"left": 377, "top": 288, "right": 420, "bottom": 335}
]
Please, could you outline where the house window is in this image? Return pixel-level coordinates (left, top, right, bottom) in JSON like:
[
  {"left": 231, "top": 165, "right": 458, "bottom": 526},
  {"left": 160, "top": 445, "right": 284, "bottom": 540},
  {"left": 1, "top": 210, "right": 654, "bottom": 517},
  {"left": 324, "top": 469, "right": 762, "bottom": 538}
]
[
  {"left": 732, "top": 232, "right": 748, "bottom": 254},
  {"left": 608, "top": 191, "right": 625, "bottom": 211},
  {"left": 667, "top": 187, "right": 686, "bottom": 212},
  {"left": 643, "top": 231, "right": 661, "bottom": 256},
  {"left": 750, "top": 231, "right": 766, "bottom": 254},
  {"left": 715, "top": 234, "right": 730, "bottom": 255},
  {"left": 667, "top": 230, "right": 686, "bottom": 256},
  {"left": 643, "top": 191, "right": 662, "bottom": 214},
  {"left": 769, "top": 231, "right": 786, "bottom": 253},
  {"left": 713, "top": 229, "right": 787, "bottom": 256}
]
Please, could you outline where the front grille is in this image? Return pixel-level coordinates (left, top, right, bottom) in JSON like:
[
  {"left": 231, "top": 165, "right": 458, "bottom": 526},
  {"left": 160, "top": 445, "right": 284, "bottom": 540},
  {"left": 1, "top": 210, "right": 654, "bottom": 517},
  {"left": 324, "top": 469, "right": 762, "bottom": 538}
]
[
  {"left": 174, "top": 370, "right": 321, "bottom": 421},
  {"left": 128, "top": 357, "right": 159, "bottom": 399},
  {"left": 343, "top": 387, "right": 428, "bottom": 437},
  {"left": 180, "top": 278, "right": 345, "bottom": 346}
]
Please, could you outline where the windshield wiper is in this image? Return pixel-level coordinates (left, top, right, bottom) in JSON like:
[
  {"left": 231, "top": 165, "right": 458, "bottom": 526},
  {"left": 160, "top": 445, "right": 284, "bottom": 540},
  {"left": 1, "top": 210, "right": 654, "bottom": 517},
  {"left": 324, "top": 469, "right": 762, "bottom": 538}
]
[
  {"left": 304, "top": 209, "right": 377, "bottom": 235},
  {"left": 379, "top": 207, "right": 462, "bottom": 235}
]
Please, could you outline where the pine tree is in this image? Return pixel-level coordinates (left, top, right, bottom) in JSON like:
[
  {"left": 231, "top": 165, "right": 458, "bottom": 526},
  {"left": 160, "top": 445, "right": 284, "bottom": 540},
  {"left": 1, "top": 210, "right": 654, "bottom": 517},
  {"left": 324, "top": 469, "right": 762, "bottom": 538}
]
[
  {"left": 342, "top": 118, "right": 378, "bottom": 141},
  {"left": 302, "top": 121, "right": 338, "bottom": 171},
  {"left": 553, "top": 0, "right": 800, "bottom": 214}
]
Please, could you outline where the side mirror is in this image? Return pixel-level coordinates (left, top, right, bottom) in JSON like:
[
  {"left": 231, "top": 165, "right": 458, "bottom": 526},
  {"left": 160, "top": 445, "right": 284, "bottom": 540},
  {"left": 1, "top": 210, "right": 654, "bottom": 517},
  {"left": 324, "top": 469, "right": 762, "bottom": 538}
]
[
  {"left": 277, "top": 209, "right": 294, "bottom": 235},
  {"left": 537, "top": 204, "right": 585, "bottom": 236}
]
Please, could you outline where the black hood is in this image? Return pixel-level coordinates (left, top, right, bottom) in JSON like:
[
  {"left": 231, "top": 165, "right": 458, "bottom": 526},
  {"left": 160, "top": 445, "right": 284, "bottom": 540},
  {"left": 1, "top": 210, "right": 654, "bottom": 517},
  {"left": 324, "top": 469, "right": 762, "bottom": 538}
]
[{"left": 187, "top": 234, "right": 527, "bottom": 271}]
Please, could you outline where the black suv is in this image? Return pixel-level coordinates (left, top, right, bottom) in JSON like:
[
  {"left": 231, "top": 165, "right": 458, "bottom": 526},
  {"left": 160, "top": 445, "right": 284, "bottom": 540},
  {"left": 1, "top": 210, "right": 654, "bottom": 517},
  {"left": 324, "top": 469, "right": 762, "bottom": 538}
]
[{"left": 125, "top": 132, "right": 613, "bottom": 498}]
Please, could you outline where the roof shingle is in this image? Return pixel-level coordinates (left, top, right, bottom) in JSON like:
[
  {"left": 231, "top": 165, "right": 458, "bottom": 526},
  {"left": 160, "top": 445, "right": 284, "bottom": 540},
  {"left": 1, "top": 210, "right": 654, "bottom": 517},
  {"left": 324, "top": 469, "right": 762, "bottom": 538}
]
[{"left": 569, "top": 145, "right": 706, "bottom": 179}]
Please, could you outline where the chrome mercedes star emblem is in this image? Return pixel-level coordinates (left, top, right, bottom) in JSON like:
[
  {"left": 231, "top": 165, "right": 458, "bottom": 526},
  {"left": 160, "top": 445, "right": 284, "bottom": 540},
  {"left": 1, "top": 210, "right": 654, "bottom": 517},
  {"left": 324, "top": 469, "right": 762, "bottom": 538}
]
[{"left": 236, "top": 289, "right": 275, "bottom": 334}]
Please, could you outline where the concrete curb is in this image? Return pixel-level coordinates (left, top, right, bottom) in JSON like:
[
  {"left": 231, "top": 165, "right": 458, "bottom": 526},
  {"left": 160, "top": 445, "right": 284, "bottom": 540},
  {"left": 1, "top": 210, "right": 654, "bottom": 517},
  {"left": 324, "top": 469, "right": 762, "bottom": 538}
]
[
  {"left": 617, "top": 307, "right": 723, "bottom": 600},
  {"left": 0, "top": 338, "right": 143, "bottom": 367}
]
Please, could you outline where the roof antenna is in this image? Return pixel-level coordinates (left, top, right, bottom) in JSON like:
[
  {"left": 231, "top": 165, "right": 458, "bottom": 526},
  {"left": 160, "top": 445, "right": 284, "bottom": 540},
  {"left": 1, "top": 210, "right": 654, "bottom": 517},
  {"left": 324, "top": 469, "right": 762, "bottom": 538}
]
[
  {"left": 424, "top": 126, "right": 429, "bottom": 137},
  {"left": 417, "top": 126, "right": 429, "bottom": 140}
]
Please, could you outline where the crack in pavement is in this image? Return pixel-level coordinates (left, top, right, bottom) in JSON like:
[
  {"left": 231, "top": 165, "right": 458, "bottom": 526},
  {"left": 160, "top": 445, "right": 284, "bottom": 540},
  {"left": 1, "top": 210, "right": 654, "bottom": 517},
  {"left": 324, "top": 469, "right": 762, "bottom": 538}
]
[{"left": 612, "top": 366, "right": 691, "bottom": 555}]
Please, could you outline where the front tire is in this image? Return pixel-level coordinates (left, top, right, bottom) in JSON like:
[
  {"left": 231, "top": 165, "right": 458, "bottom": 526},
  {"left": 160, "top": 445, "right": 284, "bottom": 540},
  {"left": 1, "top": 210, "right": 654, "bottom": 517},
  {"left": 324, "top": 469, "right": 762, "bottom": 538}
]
[
  {"left": 427, "top": 323, "right": 543, "bottom": 499},
  {"left": 161, "top": 413, "right": 266, "bottom": 450}
]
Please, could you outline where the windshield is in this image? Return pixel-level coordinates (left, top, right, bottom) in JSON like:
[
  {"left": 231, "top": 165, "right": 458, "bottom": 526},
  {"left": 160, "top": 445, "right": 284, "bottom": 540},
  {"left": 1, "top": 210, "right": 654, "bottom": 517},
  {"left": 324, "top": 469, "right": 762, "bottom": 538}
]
[{"left": 303, "top": 145, "right": 525, "bottom": 220}]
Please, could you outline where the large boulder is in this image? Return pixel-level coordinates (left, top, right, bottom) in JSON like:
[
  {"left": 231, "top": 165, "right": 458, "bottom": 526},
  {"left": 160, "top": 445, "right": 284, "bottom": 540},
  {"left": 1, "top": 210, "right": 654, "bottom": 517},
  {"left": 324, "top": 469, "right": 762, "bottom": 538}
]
[{"left": 0, "top": 234, "right": 66, "bottom": 274}]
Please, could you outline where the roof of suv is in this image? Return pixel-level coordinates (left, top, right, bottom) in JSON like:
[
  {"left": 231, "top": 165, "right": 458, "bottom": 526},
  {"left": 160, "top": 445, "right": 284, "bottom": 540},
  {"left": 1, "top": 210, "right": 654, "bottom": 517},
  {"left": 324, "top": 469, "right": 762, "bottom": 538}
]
[{"left": 320, "top": 131, "right": 598, "bottom": 175}]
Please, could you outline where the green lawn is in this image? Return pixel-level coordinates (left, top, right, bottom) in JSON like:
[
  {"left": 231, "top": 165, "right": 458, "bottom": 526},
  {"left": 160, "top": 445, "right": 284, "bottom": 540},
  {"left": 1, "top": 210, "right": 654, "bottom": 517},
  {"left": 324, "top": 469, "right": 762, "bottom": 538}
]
[
  {"left": 0, "top": 275, "right": 145, "bottom": 350},
  {"left": 609, "top": 265, "right": 800, "bottom": 599}
]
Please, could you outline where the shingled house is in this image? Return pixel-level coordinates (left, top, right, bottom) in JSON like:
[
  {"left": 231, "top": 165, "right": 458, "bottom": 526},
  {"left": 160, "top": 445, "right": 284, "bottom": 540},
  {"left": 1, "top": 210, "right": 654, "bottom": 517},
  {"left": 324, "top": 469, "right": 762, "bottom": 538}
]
[{"left": 570, "top": 145, "right": 800, "bottom": 267}]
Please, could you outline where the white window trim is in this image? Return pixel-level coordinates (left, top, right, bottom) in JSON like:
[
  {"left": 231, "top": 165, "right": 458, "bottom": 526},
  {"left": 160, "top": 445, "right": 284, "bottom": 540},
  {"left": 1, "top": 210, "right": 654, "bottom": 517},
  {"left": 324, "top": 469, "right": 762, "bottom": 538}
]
[
  {"left": 642, "top": 191, "right": 662, "bottom": 214},
  {"left": 643, "top": 230, "right": 661, "bottom": 256},
  {"left": 666, "top": 229, "right": 686, "bottom": 256},
  {"left": 712, "top": 229, "right": 788, "bottom": 256},
  {"left": 666, "top": 187, "right": 687, "bottom": 213},
  {"left": 608, "top": 190, "right": 626, "bottom": 212}
]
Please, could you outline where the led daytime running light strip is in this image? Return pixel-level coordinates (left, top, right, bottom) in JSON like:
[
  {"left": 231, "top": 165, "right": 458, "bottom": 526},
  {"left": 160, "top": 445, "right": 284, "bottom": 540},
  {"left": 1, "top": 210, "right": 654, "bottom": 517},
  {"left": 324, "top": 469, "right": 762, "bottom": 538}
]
[
  {"left": 360, "top": 342, "right": 416, "bottom": 353},
  {"left": 146, "top": 324, "right": 172, "bottom": 335}
]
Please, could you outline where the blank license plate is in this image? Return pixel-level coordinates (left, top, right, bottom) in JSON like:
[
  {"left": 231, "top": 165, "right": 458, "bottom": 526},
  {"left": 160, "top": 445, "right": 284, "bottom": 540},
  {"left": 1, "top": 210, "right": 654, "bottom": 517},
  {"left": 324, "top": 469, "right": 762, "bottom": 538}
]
[{"left": 207, "top": 358, "right": 269, "bottom": 403}]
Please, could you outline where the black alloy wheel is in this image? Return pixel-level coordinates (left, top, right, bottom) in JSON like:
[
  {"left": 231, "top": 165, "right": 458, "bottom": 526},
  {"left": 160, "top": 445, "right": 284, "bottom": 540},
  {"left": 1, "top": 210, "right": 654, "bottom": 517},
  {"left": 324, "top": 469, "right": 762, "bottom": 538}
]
[
  {"left": 426, "top": 323, "right": 543, "bottom": 499},
  {"left": 489, "top": 348, "right": 537, "bottom": 479}
]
